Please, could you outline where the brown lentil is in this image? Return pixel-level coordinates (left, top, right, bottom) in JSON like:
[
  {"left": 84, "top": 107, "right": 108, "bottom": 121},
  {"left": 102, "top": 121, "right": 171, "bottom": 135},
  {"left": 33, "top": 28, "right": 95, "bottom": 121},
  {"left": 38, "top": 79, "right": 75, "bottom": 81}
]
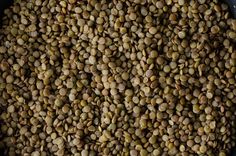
[{"left": 0, "top": 0, "right": 235, "bottom": 156}]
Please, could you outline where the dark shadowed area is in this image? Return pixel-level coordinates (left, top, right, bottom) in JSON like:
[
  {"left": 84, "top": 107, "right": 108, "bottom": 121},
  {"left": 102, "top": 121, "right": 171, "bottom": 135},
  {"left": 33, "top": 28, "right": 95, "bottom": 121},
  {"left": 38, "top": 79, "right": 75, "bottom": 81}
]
[
  {"left": 0, "top": 0, "right": 14, "bottom": 155},
  {"left": 224, "top": 0, "right": 236, "bottom": 18},
  {"left": 0, "top": 0, "right": 13, "bottom": 23}
]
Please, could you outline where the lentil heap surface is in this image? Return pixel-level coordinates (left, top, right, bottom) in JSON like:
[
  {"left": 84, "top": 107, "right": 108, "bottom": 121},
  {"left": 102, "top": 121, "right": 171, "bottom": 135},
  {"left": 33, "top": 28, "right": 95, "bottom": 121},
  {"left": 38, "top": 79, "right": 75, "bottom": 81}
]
[{"left": 0, "top": 0, "right": 236, "bottom": 155}]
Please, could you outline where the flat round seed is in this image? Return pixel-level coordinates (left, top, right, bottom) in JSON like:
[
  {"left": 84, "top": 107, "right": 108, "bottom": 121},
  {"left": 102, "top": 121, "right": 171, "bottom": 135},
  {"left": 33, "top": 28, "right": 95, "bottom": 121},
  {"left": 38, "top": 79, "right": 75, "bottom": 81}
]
[
  {"left": 0, "top": 46, "right": 7, "bottom": 53},
  {"left": 199, "top": 145, "right": 207, "bottom": 153},
  {"left": 149, "top": 27, "right": 157, "bottom": 35},
  {"left": 178, "top": 0, "right": 185, "bottom": 6},
  {"left": 17, "top": 38, "right": 24, "bottom": 45},
  {"left": 6, "top": 75, "right": 14, "bottom": 83},
  {"left": 7, "top": 105, "right": 15, "bottom": 113},
  {"left": 129, "top": 12, "right": 137, "bottom": 20},
  {"left": 156, "top": 1, "right": 164, "bottom": 8},
  {"left": 59, "top": 88, "right": 67, "bottom": 96},
  {"left": 178, "top": 31, "right": 186, "bottom": 39}
]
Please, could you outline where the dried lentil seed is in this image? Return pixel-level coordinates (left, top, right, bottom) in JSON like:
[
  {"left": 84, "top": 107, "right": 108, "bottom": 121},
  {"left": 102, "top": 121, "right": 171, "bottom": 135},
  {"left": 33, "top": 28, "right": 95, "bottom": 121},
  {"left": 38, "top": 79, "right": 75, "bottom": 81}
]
[{"left": 0, "top": 0, "right": 236, "bottom": 155}]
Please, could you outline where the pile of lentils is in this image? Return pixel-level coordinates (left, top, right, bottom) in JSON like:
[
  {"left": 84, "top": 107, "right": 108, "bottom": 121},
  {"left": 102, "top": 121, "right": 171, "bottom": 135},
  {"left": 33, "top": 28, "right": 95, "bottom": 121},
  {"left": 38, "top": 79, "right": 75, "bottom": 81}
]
[{"left": 0, "top": 0, "right": 236, "bottom": 155}]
